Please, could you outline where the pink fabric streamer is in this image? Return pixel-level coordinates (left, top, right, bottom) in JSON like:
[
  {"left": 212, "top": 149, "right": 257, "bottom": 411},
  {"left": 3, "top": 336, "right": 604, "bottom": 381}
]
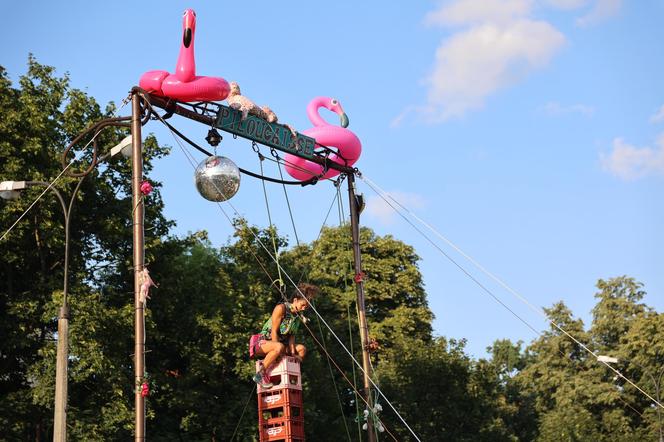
[{"left": 138, "top": 268, "right": 157, "bottom": 305}]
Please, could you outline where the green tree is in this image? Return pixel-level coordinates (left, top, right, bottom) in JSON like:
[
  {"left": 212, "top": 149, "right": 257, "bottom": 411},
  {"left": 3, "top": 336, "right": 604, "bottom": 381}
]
[
  {"left": 615, "top": 309, "right": 664, "bottom": 441},
  {"left": 0, "top": 57, "right": 170, "bottom": 439},
  {"left": 591, "top": 276, "right": 649, "bottom": 353},
  {"left": 513, "top": 279, "right": 658, "bottom": 442}
]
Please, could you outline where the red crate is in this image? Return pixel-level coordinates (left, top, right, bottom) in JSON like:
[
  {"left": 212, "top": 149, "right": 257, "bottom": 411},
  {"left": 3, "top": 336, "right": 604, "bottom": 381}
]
[
  {"left": 258, "top": 389, "right": 303, "bottom": 409},
  {"left": 259, "top": 417, "right": 304, "bottom": 441},
  {"left": 259, "top": 403, "right": 303, "bottom": 423}
]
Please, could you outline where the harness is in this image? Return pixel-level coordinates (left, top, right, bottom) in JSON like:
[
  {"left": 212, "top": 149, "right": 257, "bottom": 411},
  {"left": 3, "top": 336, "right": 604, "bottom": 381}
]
[{"left": 259, "top": 302, "right": 301, "bottom": 343}]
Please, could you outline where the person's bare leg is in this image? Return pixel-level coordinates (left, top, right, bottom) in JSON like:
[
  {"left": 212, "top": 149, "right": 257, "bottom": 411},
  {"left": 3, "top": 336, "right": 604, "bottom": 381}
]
[
  {"left": 295, "top": 344, "right": 306, "bottom": 361},
  {"left": 258, "top": 341, "right": 286, "bottom": 371}
]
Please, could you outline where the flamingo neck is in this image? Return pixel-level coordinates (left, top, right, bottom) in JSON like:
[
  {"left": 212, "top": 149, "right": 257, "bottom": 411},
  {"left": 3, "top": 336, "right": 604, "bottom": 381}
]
[
  {"left": 175, "top": 33, "right": 196, "bottom": 82},
  {"left": 307, "top": 97, "right": 333, "bottom": 127}
]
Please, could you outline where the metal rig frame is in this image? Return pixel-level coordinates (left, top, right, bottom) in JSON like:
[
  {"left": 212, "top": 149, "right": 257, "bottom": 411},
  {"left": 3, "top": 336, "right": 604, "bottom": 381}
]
[{"left": 127, "top": 88, "right": 376, "bottom": 441}]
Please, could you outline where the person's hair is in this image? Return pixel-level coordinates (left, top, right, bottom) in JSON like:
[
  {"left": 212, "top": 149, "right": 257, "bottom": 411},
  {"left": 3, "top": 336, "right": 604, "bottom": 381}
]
[{"left": 291, "top": 283, "right": 319, "bottom": 301}]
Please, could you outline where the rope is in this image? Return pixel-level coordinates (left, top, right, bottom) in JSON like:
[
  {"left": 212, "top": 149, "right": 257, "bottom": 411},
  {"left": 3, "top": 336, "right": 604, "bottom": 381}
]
[
  {"left": 313, "top": 308, "right": 354, "bottom": 441},
  {"left": 348, "top": 303, "right": 363, "bottom": 441},
  {"left": 359, "top": 177, "right": 540, "bottom": 336},
  {"left": 145, "top": 101, "right": 423, "bottom": 440},
  {"left": 299, "top": 314, "right": 398, "bottom": 442},
  {"left": 273, "top": 149, "right": 300, "bottom": 246},
  {"left": 157, "top": 116, "right": 318, "bottom": 187},
  {"left": 336, "top": 179, "right": 347, "bottom": 225},
  {"left": 358, "top": 173, "right": 664, "bottom": 411},
  {"left": 256, "top": 143, "right": 285, "bottom": 292},
  {"left": 335, "top": 192, "right": 364, "bottom": 439},
  {"left": 289, "top": 173, "right": 358, "bottom": 440},
  {"left": 1, "top": 94, "right": 132, "bottom": 242},
  {"left": 1, "top": 162, "right": 75, "bottom": 242},
  {"left": 229, "top": 384, "right": 256, "bottom": 442}
]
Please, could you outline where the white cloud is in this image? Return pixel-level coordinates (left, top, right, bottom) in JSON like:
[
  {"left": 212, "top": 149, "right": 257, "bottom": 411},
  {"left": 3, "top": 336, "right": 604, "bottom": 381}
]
[
  {"left": 600, "top": 134, "right": 664, "bottom": 180},
  {"left": 395, "top": 0, "right": 623, "bottom": 125},
  {"left": 577, "top": 0, "right": 622, "bottom": 27},
  {"left": 542, "top": 101, "right": 595, "bottom": 116},
  {"left": 650, "top": 105, "right": 664, "bottom": 124},
  {"left": 397, "top": 0, "right": 626, "bottom": 125},
  {"left": 425, "top": 0, "right": 532, "bottom": 27},
  {"left": 366, "top": 191, "right": 426, "bottom": 225},
  {"left": 425, "top": 19, "right": 565, "bottom": 121}
]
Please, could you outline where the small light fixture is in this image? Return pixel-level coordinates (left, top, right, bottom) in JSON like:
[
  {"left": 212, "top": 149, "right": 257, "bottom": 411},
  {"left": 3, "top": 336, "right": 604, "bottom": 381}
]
[
  {"left": 597, "top": 355, "right": 619, "bottom": 364},
  {"left": 205, "top": 128, "right": 222, "bottom": 147},
  {"left": 0, "top": 181, "right": 27, "bottom": 200},
  {"left": 356, "top": 193, "right": 366, "bottom": 214},
  {"left": 110, "top": 135, "right": 134, "bottom": 158}
]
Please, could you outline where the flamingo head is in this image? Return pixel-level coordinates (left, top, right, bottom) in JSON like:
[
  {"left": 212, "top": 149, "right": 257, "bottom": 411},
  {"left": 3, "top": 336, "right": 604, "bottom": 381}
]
[
  {"left": 182, "top": 9, "right": 196, "bottom": 48},
  {"left": 322, "top": 97, "right": 349, "bottom": 128}
]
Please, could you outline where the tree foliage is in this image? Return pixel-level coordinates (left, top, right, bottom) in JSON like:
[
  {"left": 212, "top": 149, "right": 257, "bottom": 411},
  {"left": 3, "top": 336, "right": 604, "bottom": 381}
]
[{"left": 1, "top": 59, "right": 663, "bottom": 441}]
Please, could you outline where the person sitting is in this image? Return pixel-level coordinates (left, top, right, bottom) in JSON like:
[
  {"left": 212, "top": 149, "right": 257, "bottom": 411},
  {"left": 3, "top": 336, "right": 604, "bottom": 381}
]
[{"left": 250, "top": 283, "right": 318, "bottom": 388}]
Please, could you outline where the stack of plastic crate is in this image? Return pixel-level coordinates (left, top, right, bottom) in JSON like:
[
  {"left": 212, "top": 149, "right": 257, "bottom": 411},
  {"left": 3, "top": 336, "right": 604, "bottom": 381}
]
[{"left": 257, "top": 356, "right": 305, "bottom": 442}]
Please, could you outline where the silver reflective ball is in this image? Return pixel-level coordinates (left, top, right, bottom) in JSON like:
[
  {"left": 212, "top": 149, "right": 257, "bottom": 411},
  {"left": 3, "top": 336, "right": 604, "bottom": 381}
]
[{"left": 194, "top": 155, "right": 240, "bottom": 202}]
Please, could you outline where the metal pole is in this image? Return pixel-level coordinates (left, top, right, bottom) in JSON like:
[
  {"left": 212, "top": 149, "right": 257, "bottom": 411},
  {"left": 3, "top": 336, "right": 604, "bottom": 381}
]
[
  {"left": 51, "top": 185, "right": 69, "bottom": 442},
  {"left": 655, "top": 368, "right": 664, "bottom": 442},
  {"left": 131, "top": 92, "right": 146, "bottom": 441},
  {"left": 347, "top": 172, "right": 376, "bottom": 442}
]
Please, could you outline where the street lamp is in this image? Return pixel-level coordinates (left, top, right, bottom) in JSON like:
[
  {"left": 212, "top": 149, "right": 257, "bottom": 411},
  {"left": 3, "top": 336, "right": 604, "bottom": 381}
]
[
  {"left": 1, "top": 178, "right": 80, "bottom": 441},
  {"left": 599, "top": 355, "right": 664, "bottom": 442},
  {"left": 0, "top": 135, "right": 133, "bottom": 442}
]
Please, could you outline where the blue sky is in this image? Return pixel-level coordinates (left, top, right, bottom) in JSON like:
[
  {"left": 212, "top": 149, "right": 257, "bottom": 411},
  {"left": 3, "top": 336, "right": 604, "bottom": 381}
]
[{"left": 5, "top": 0, "right": 663, "bottom": 358}]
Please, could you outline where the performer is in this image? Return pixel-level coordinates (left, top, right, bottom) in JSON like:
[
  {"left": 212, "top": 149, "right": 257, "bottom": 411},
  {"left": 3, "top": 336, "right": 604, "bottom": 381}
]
[{"left": 250, "top": 283, "right": 318, "bottom": 388}]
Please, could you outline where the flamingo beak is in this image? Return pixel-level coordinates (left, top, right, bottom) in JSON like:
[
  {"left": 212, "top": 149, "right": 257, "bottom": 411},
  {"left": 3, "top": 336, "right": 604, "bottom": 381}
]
[
  {"left": 340, "top": 113, "right": 349, "bottom": 128},
  {"left": 183, "top": 28, "right": 192, "bottom": 48},
  {"left": 183, "top": 12, "right": 194, "bottom": 48}
]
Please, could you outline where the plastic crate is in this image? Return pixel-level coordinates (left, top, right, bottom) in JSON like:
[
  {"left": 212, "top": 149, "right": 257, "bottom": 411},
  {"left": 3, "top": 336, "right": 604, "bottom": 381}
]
[
  {"left": 258, "top": 389, "right": 303, "bottom": 409},
  {"left": 259, "top": 404, "right": 303, "bottom": 423},
  {"left": 259, "top": 417, "right": 305, "bottom": 441},
  {"left": 256, "top": 357, "right": 302, "bottom": 393}
]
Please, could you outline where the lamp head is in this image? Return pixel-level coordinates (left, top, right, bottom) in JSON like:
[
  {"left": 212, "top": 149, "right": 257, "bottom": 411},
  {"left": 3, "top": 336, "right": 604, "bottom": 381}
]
[
  {"left": 205, "top": 128, "right": 222, "bottom": 147},
  {"left": 110, "top": 135, "right": 134, "bottom": 158},
  {"left": 0, "top": 181, "right": 27, "bottom": 200}
]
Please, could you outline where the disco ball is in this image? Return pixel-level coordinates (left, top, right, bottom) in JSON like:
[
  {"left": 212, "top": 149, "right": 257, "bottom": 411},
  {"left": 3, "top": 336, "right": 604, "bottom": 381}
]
[{"left": 194, "top": 155, "right": 240, "bottom": 202}]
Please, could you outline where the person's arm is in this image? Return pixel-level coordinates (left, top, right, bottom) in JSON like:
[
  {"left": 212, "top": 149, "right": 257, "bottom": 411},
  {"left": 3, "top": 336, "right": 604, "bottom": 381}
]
[{"left": 270, "top": 304, "right": 285, "bottom": 342}]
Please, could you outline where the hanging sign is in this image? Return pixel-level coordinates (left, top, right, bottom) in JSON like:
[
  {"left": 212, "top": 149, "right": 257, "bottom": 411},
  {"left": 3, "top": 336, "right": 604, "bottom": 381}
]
[{"left": 214, "top": 105, "right": 316, "bottom": 160}]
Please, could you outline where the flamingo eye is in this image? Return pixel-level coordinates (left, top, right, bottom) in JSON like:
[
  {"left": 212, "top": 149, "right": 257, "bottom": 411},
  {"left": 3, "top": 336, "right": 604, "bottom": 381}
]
[{"left": 331, "top": 99, "right": 338, "bottom": 106}]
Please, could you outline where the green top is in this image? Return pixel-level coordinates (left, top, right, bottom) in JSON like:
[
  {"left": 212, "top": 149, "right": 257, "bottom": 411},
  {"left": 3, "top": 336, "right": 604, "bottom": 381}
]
[{"left": 259, "top": 302, "right": 302, "bottom": 343}]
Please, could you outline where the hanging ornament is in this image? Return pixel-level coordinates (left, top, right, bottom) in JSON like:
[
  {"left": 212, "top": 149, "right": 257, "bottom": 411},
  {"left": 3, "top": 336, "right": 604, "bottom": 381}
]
[
  {"left": 138, "top": 268, "right": 158, "bottom": 305},
  {"left": 194, "top": 155, "right": 240, "bottom": 202},
  {"left": 140, "top": 180, "right": 154, "bottom": 196},
  {"left": 141, "top": 381, "right": 149, "bottom": 397}
]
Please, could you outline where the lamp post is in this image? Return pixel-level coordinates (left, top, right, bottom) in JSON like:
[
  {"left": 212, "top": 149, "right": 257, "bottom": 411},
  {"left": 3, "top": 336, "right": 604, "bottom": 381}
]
[
  {"left": 1, "top": 178, "right": 81, "bottom": 442},
  {"left": 0, "top": 136, "right": 132, "bottom": 442},
  {"left": 599, "top": 355, "right": 664, "bottom": 442}
]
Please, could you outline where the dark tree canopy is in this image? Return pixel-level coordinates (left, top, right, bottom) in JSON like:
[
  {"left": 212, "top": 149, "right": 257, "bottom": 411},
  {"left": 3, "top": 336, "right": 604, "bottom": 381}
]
[{"left": 1, "top": 59, "right": 662, "bottom": 441}]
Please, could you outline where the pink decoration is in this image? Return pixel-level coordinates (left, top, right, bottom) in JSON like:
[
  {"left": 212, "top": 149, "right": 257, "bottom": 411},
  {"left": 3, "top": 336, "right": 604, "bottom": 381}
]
[
  {"left": 139, "top": 9, "right": 230, "bottom": 102},
  {"left": 140, "top": 180, "right": 153, "bottom": 196},
  {"left": 141, "top": 382, "right": 149, "bottom": 397},
  {"left": 138, "top": 268, "right": 157, "bottom": 305},
  {"left": 284, "top": 97, "right": 362, "bottom": 181}
]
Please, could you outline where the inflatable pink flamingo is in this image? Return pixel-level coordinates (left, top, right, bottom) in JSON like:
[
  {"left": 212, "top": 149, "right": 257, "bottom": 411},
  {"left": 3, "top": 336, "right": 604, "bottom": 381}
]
[
  {"left": 284, "top": 97, "right": 362, "bottom": 181},
  {"left": 139, "top": 9, "right": 229, "bottom": 102}
]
